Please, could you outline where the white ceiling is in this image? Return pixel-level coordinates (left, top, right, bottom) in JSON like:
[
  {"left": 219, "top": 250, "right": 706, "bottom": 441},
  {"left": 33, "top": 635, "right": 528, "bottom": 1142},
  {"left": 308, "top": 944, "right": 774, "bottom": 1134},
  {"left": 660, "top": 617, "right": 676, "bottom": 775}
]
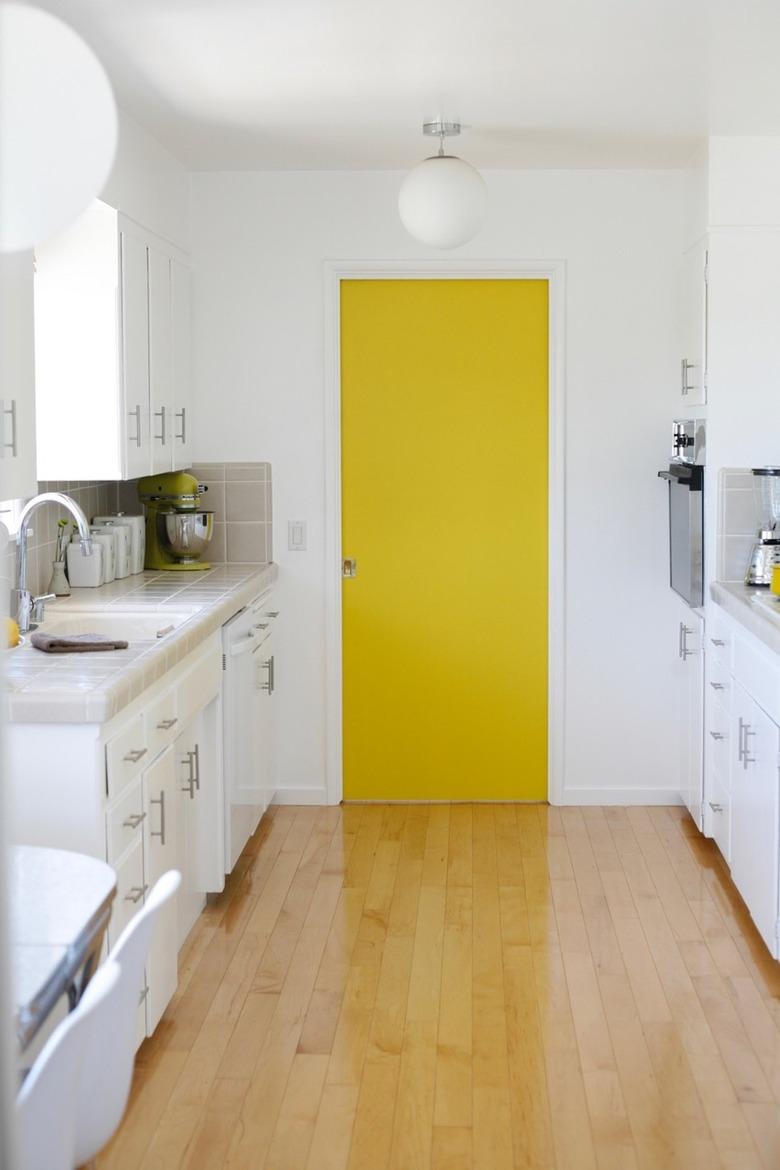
[{"left": 26, "top": 0, "right": 780, "bottom": 170}]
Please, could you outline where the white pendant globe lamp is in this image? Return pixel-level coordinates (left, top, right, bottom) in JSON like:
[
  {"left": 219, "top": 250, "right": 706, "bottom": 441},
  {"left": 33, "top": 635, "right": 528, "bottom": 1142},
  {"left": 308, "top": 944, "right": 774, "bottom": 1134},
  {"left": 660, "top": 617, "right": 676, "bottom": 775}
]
[
  {"left": 0, "top": 3, "right": 118, "bottom": 253},
  {"left": 398, "top": 120, "right": 487, "bottom": 249}
]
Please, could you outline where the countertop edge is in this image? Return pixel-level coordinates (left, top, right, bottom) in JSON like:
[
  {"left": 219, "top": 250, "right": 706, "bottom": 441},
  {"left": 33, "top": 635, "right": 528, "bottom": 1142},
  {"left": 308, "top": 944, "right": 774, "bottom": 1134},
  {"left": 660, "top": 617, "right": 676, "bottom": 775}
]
[
  {"left": 710, "top": 581, "right": 780, "bottom": 658},
  {"left": 6, "top": 563, "right": 279, "bottom": 725}
]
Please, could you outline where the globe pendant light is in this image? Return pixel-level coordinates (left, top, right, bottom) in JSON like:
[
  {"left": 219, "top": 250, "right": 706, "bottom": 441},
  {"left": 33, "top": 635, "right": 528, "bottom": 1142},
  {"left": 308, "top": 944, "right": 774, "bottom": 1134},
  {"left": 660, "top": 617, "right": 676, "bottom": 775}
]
[{"left": 398, "top": 121, "right": 487, "bottom": 249}]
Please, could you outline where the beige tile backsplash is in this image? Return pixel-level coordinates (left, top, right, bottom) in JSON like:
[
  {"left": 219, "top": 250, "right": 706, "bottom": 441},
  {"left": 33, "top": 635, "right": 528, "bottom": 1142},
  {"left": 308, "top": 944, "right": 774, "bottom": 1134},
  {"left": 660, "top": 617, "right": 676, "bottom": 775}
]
[
  {"left": 718, "top": 468, "right": 756, "bottom": 582},
  {"left": 1, "top": 462, "right": 272, "bottom": 608}
]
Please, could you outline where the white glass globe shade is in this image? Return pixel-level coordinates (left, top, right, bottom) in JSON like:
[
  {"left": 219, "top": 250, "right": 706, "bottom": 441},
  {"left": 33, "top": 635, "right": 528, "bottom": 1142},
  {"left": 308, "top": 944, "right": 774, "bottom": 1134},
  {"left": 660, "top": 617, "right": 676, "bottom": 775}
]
[
  {"left": 0, "top": 3, "right": 118, "bottom": 253},
  {"left": 398, "top": 155, "right": 487, "bottom": 248}
]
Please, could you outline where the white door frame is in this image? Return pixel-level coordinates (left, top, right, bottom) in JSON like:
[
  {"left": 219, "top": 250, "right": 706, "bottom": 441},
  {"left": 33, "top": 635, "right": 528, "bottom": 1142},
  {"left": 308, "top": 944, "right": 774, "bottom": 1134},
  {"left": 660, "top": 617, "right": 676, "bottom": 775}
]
[{"left": 323, "top": 258, "right": 567, "bottom": 805}]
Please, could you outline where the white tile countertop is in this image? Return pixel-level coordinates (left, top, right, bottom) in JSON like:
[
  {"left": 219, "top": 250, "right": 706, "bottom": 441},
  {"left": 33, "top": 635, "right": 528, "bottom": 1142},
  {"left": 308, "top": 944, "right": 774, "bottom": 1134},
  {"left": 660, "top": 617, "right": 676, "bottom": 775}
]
[
  {"left": 4, "top": 563, "right": 277, "bottom": 723},
  {"left": 710, "top": 581, "right": 780, "bottom": 657}
]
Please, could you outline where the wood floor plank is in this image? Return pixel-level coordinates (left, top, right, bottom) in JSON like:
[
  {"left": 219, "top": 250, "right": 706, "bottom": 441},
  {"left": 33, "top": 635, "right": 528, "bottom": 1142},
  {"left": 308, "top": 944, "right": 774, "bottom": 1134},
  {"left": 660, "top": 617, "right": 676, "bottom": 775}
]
[{"left": 100, "top": 804, "right": 780, "bottom": 1170}]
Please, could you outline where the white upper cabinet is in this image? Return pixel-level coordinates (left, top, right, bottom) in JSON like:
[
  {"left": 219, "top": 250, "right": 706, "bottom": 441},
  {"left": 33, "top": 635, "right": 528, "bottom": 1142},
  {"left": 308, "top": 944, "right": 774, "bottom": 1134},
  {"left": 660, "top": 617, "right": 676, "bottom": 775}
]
[
  {"left": 171, "top": 259, "right": 193, "bottom": 466},
  {"left": 0, "top": 252, "right": 37, "bottom": 502},
  {"left": 148, "top": 245, "right": 173, "bottom": 475},
  {"left": 35, "top": 200, "right": 193, "bottom": 481},
  {"left": 678, "top": 238, "right": 708, "bottom": 406}
]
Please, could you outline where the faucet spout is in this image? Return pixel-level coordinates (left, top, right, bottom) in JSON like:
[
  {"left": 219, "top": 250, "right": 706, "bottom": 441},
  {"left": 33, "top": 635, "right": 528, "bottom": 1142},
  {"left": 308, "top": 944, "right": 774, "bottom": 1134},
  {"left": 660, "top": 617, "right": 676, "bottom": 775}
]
[{"left": 15, "top": 492, "right": 93, "bottom": 633}]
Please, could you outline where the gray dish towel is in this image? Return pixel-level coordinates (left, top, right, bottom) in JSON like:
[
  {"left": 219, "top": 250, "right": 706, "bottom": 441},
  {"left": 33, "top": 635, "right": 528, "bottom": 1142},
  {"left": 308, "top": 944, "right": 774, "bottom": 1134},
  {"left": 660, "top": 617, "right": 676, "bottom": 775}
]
[{"left": 31, "top": 631, "right": 130, "bottom": 654}]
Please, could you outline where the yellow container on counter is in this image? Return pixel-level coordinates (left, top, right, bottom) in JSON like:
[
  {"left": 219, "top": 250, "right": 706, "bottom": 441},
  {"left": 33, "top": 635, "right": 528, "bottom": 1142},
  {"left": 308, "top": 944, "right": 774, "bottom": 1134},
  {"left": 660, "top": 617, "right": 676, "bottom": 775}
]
[{"left": 771, "top": 565, "right": 780, "bottom": 596}]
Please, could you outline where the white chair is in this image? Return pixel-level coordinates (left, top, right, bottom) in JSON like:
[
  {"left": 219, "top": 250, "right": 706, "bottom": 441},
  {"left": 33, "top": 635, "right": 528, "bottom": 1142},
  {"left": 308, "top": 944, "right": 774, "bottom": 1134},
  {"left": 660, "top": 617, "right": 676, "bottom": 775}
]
[
  {"left": 16, "top": 960, "right": 121, "bottom": 1170},
  {"left": 72, "top": 869, "right": 181, "bottom": 1167}
]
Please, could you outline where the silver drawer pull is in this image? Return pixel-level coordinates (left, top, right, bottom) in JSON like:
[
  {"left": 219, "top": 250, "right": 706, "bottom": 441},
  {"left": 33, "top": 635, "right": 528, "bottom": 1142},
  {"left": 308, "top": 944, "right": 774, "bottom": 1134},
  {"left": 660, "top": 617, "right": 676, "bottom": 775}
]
[
  {"left": 122, "top": 812, "right": 146, "bottom": 829},
  {"left": 150, "top": 790, "right": 166, "bottom": 844},
  {"left": 253, "top": 622, "right": 270, "bottom": 631},
  {"left": 175, "top": 406, "right": 186, "bottom": 444},
  {"left": 709, "top": 731, "right": 725, "bottom": 741},
  {"left": 266, "top": 610, "right": 279, "bottom": 618},
  {"left": 123, "top": 748, "right": 148, "bottom": 764},
  {"left": 709, "top": 682, "right": 725, "bottom": 691},
  {"left": 710, "top": 638, "right": 726, "bottom": 647},
  {"left": 2, "top": 399, "right": 18, "bottom": 456},
  {"left": 156, "top": 717, "right": 178, "bottom": 730},
  {"left": 124, "top": 884, "right": 148, "bottom": 904},
  {"left": 708, "top": 802, "right": 724, "bottom": 813}
]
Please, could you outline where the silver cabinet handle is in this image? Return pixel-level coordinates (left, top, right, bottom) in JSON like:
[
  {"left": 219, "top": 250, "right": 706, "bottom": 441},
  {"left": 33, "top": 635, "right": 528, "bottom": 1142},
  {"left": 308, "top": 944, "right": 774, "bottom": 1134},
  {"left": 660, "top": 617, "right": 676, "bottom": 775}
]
[
  {"left": 123, "top": 884, "right": 148, "bottom": 904},
  {"left": 1, "top": 399, "right": 18, "bottom": 456},
  {"left": 709, "top": 682, "right": 725, "bottom": 691},
  {"left": 154, "top": 405, "right": 167, "bottom": 445},
  {"left": 123, "top": 748, "right": 148, "bottom": 764},
  {"left": 175, "top": 406, "right": 186, "bottom": 444},
  {"left": 156, "top": 717, "right": 178, "bottom": 730},
  {"left": 710, "top": 638, "right": 725, "bottom": 647},
  {"left": 192, "top": 743, "right": 200, "bottom": 791},
  {"left": 737, "top": 717, "right": 746, "bottom": 763},
  {"left": 260, "top": 656, "right": 273, "bottom": 692},
  {"left": 270, "top": 653, "right": 275, "bottom": 694},
  {"left": 681, "top": 358, "right": 694, "bottom": 395},
  {"left": 138, "top": 984, "right": 149, "bottom": 1005},
  {"left": 742, "top": 723, "right": 756, "bottom": 768},
  {"left": 708, "top": 802, "right": 724, "bottom": 813},
  {"left": 122, "top": 812, "right": 146, "bottom": 829},
  {"left": 181, "top": 745, "right": 199, "bottom": 798},
  {"left": 709, "top": 731, "right": 725, "bottom": 741},
  {"left": 150, "top": 789, "right": 166, "bottom": 844},
  {"left": 679, "top": 622, "right": 694, "bottom": 660},
  {"left": 253, "top": 622, "right": 270, "bottom": 631},
  {"left": 266, "top": 610, "right": 279, "bottom": 619},
  {"left": 129, "top": 404, "right": 142, "bottom": 448}
]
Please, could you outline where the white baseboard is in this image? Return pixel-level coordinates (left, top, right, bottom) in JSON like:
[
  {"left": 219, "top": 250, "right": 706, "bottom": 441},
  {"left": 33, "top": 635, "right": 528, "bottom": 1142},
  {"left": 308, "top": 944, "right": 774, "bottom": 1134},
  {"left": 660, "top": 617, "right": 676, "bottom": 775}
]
[
  {"left": 556, "top": 787, "right": 683, "bottom": 807},
  {"left": 273, "top": 786, "right": 330, "bottom": 806}
]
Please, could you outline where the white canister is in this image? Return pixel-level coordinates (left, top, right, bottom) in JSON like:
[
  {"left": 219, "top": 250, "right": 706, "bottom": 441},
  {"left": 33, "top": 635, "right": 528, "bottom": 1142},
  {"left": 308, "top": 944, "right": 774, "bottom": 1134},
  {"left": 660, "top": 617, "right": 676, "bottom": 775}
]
[
  {"left": 93, "top": 521, "right": 131, "bottom": 578},
  {"left": 67, "top": 539, "right": 103, "bottom": 588},
  {"left": 93, "top": 514, "right": 145, "bottom": 575},
  {"left": 89, "top": 528, "right": 115, "bottom": 584}
]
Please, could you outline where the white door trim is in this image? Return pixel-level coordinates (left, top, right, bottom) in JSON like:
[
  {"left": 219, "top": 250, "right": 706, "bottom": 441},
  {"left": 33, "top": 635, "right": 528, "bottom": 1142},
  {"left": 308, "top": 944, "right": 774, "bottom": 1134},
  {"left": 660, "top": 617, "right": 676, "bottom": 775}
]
[{"left": 323, "top": 258, "right": 567, "bottom": 805}]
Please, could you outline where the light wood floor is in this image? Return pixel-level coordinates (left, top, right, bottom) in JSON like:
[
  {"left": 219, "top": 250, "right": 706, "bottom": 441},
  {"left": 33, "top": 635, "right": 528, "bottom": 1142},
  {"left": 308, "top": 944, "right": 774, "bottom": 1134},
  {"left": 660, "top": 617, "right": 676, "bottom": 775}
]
[{"left": 98, "top": 804, "right": 780, "bottom": 1170}]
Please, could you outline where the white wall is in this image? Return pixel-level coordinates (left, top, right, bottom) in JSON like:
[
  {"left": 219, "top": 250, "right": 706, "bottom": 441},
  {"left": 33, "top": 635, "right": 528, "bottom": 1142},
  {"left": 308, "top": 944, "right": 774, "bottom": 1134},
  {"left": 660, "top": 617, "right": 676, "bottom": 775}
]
[
  {"left": 190, "top": 168, "right": 686, "bottom": 804},
  {"left": 101, "top": 110, "right": 189, "bottom": 250}
]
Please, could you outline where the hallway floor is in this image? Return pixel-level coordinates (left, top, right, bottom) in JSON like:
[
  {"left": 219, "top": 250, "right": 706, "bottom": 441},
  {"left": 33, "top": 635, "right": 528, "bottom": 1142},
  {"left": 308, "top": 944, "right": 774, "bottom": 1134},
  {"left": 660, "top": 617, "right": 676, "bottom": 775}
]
[{"left": 98, "top": 803, "right": 780, "bottom": 1170}]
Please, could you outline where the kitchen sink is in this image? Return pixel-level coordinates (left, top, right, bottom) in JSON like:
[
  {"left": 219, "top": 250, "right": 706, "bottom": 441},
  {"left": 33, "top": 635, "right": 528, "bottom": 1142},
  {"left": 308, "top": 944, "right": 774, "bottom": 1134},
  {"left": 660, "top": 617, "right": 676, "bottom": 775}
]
[{"left": 37, "top": 611, "right": 192, "bottom": 642}]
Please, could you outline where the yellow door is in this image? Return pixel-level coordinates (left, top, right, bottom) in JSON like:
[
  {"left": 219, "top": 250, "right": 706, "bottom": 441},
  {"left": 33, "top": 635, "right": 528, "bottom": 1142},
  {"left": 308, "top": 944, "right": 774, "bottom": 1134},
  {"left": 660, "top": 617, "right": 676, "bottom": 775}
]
[{"left": 341, "top": 279, "right": 548, "bottom": 801}]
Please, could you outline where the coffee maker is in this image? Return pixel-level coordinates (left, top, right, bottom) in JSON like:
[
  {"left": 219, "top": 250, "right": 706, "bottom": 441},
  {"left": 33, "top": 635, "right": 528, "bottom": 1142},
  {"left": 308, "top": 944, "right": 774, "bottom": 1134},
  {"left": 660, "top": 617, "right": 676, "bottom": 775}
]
[
  {"left": 138, "top": 471, "right": 214, "bottom": 571},
  {"left": 745, "top": 467, "right": 780, "bottom": 586}
]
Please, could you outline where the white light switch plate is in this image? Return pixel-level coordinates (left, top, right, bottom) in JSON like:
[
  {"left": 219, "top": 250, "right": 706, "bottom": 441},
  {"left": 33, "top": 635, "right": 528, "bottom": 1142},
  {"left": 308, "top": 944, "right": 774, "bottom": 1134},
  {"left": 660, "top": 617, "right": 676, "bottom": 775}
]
[{"left": 288, "top": 520, "right": 307, "bottom": 551}]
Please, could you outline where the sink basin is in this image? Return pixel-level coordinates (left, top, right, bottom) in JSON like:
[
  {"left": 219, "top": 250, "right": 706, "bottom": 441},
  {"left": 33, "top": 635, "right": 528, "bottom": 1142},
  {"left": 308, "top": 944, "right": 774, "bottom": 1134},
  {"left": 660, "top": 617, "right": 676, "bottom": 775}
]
[{"left": 37, "top": 611, "right": 191, "bottom": 642}]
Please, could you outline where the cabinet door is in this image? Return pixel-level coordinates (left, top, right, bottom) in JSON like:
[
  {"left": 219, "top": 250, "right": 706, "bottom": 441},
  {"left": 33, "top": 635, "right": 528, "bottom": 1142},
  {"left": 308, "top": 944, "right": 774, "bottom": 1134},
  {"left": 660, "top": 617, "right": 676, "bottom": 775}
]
[
  {"left": 675, "top": 606, "right": 704, "bottom": 828},
  {"left": 175, "top": 702, "right": 225, "bottom": 945},
  {"left": 0, "top": 252, "right": 37, "bottom": 501},
  {"left": 679, "top": 239, "right": 708, "bottom": 406},
  {"left": 149, "top": 247, "right": 173, "bottom": 475},
  {"left": 142, "top": 746, "right": 179, "bottom": 1033},
  {"left": 256, "top": 628, "right": 277, "bottom": 811},
  {"left": 120, "top": 231, "right": 151, "bottom": 480},
  {"left": 730, "top": 681, "right": 780, "bottom": 956},
  {"left": 171, "top": 259, "right": 192, "bottom": 469}
]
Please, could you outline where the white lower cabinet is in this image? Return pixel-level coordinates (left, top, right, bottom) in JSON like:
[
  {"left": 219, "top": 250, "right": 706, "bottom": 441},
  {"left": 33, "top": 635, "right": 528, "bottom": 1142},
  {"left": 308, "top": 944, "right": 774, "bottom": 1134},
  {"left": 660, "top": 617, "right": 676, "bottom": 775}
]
[
  {"left": 7, "top": 632, "right": 226, "bottom": 1045},
  {"left": 729, "top": 681, "right": 779, "bottom": 956},
  {"left": 142, "top": 747, "right": 179, "bottom": 1033},
  {"left": 703, "top": 605, "right": 780, "bottom": 959},
  {"left": 674, "top": 601, "right": 704, "bottom": 829}
]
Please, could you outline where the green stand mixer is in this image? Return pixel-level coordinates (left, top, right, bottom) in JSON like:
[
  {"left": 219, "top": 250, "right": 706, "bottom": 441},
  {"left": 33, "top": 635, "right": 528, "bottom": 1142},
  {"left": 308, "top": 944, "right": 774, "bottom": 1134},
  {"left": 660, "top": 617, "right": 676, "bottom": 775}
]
[{"left": 138, "top": 471, "right": 214, "bottom": 571}]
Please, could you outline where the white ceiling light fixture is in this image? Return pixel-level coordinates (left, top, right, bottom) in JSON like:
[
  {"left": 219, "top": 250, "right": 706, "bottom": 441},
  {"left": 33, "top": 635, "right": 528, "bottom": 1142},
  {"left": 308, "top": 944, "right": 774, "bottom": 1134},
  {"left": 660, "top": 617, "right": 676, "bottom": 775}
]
[{"left": 398, "top": 120, "right": 487, "bottom": 249}]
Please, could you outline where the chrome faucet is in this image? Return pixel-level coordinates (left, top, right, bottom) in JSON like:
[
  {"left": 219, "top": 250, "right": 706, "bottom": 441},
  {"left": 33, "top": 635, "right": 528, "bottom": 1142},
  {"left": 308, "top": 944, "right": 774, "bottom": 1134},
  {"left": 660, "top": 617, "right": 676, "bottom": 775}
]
[{"left": 15, "top": 492, "right": 93, "bottom": 633}]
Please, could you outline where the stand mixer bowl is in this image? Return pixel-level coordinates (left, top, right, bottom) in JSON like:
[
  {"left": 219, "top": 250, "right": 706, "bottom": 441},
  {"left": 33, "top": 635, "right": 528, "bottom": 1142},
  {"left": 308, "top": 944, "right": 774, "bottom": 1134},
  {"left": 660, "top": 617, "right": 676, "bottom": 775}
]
[{"left": 159, "top": 511, "right": 214, "bottom": 562}]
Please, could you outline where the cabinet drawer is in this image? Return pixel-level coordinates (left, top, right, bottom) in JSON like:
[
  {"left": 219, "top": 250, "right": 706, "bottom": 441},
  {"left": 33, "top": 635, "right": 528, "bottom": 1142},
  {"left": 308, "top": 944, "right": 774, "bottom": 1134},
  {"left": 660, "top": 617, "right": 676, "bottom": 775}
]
[
  {"left": 106, "top": 714, "right": 148, "bottom": 799},
  {"left": 706, "top": 773, "right": 730, "bottom": 863},
  {"left": 106, "top": 778, "right": 145, "bottom": 864},
  {"left": 178, "top": 651, "right": 220, "bottom": 727},
  {"left": 145, "top": 689, "right": 179, "bottom": 762},
  {"left": 107, "top": 839, "right": 146, "bottom": 949},
  {"left": 706, "top": 610, "right": 733, "bottom": 667},
  {"left": 733, "top": 633, "right": 780, "bottom": 726},
  {"left": 705, "top": 656, "right": 731, "bottom": 706}
]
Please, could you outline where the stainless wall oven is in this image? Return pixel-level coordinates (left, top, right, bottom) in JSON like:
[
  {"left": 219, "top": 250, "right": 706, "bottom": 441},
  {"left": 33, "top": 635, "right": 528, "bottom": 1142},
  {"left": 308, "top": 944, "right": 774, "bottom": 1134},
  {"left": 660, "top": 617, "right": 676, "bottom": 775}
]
[{"left": 658, "top": 419, "right": 705, "bottom": 608}]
